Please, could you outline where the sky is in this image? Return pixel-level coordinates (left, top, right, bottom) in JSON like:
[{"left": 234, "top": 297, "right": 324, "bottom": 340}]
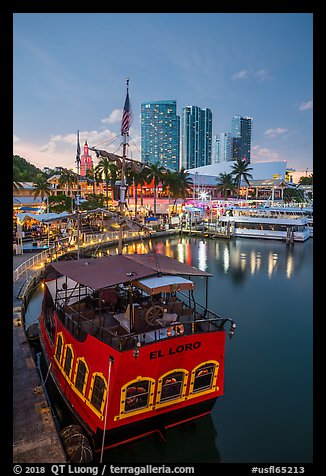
[{"left": 13, "top": 13, "right": 313, "bottom": 182}]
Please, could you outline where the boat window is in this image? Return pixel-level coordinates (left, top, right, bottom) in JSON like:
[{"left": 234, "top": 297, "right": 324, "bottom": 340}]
[
  {"left": 74, "top": 358, "right": 88, "bottom": 395},
  {"left": 193, "top": 363, "right": 215, "bottom": 392},
  {"left": 114, "top": 377, "right": 156, "bottom": 421},
  {"left": 159, "top": 372, "right": 184, "bottom": 402},
  {"left": 89, "top": 374, "right": 107, "bottom": 413},
  {"left": 155, "top": 369, "right": 189, "bottom": 408},
  {"left": 189, "top": 361, "right": 220, "bottom": 396},
  {"left": 55, "top": 333, "right": 64, "bottom": 364},
  {"left": 124, "top": 380, "right": 150, "bottom": 412},
  {"left": 63, "top": 345, "right": 74, "bottom": 379}
]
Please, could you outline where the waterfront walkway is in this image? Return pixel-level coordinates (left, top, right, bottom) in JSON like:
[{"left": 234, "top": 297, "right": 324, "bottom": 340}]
[
  {"left": 12, "top": 228, "right": 180, "bottom": 463},
  {"left": 13, "top": 252, "right": 66, "bottom": 463}
]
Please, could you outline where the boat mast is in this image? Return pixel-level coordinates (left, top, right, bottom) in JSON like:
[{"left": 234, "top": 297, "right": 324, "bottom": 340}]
[
  {"left": 118, "top": 79, "right": 130, "bottom": 255},
  {"left": 75, "top": 129, "right": 81, "bottom": 259}
]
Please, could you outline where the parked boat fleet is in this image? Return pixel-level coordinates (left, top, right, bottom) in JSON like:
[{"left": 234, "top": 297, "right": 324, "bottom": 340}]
[{"left": 218, "top": 205, "right": 313, "bottom": 242}]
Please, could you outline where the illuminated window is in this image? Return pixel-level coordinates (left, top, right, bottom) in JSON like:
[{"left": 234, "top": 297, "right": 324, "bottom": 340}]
[
  {"left": 115, "top": 377, "right": 155, "bottom": 420},
  {"left": 90, "top": 374, "right": 106, "bottom": 413},
  {"left": 160, "top": 372, "right": 184, "bottom": 402},
  {"left": 155, "top": 369, "right": 188, "bottom": 408},
  {"left": 189, "top": 361, "right": 220, "bottom": 397},
  {"left": 63, "top": 345, "right": 74, "bottom": 379},
  {"left": 124, "top": 380, "right": 150, "bottom": 412},
  {"left": 55, "top": 333, "right": 64, "bottom": 364}
]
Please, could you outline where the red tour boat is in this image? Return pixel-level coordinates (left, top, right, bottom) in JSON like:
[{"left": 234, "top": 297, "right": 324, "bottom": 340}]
[{"left": 39, "top": 252, "right": 236, "bottom": 456}]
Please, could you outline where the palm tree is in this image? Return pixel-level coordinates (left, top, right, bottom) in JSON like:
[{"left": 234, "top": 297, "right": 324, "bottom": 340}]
[
  {"left": 13, "top": 180, "right": 23, "bottom": 193},
  {"left": 137, "top": 165, "right": 151, "bottom": 208},
  {"left": 167, "top": 168, "right": 193, "bottom": 213},
  {"left": 162, "top": 169, "right": 177, "bottom": 208},
  {"left": 230, "top": 159, "right": 253, "bottom": 199},
  {"left": 32, "top": 174, "right": 53, "bottom": 207},
  {"left": 146, "top": 162, "right": 165, "bottom": 215},
  {"left": 58, "top": 169, "right": 78, "bottom": 211},
  {"left": 94, "top": 158, "right": 111, "bottom": 209},
  {"left": 215, "top": 172, "right": 237, "bottom": 200}
]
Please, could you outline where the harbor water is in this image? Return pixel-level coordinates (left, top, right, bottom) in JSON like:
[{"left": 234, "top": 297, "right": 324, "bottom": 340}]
[{"left": 24, "top": 235, "right": 313, "bottom": 463}]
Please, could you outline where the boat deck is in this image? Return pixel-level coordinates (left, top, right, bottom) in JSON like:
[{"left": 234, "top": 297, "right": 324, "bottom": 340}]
[{"left": 56, "top": 296, "right": 223, "bottom": 351}]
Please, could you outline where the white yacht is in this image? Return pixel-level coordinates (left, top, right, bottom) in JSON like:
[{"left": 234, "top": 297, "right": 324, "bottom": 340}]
[{"left": 219, "top": 211, "right": 311, "bottom": 242}]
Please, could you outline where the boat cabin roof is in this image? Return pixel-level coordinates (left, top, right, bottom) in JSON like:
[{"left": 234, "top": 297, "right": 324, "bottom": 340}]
[
  {"left": 133, "top": 275, "right": 194, "bottom": 295},
  {"left": 45, "top": 253, "right": 211, "bottom": 290}
]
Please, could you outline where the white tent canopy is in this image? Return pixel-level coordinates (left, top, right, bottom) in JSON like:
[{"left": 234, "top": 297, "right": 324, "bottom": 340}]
[{"left": 16, "top": 211, "right": 70, "bottom": 223}]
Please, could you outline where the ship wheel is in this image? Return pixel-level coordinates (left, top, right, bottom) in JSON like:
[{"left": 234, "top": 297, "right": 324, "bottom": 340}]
[{"left": 145, "top": 305, "right": 164, "bottom": 326}]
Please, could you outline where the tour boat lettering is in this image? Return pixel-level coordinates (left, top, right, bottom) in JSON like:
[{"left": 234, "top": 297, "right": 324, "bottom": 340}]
[{"left": 149, "top": 341, "right": 201, "bottom": 359}]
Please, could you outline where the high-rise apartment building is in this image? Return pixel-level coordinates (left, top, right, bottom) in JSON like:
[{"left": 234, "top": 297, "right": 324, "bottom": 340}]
[
  {"left": 141, "top": 100, "right": 180, "bottom": 170},
  {"left": 181, "top": 106, "right": 212, "bottom": 170},
  {"left": 231, "top": 115, "right": 253, "bottom": 162},
  {"left": 213, "top": 132, "right": 233, "bottom": 164}
]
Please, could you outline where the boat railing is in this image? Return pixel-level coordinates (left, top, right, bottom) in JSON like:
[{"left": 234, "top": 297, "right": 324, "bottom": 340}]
[{"left": 55, "top": 300, "right": 236, "bottom": 352}]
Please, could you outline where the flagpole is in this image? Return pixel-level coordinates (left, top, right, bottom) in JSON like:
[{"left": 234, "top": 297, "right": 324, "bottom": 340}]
[
  {"left": 76, "top": 129, "right": 81, "bottom": 259},
  {"left": 118, "top": 79, "right": 130, "bottom": 255}
]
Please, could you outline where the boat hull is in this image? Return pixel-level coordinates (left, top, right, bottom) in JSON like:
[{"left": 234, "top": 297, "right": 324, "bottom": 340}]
[{"left": 39, "top": 309, "right": 226, "bottom": 452}]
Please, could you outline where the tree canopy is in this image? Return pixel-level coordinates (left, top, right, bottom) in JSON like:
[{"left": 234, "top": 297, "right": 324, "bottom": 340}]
[{"left": 13, "top": 155, "right": 44, "bottom": 182}]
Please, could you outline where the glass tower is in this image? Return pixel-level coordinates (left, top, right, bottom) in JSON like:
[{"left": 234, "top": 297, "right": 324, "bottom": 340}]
[
  {"left": 141, "top": 101, "right": 180, "bottom": 170},
  {"left": 213, "top": 133, "right": 233, "bottom": 164},
  {"left": 181, "top": 106, "right": 212, "bottom": 169},
  {"left": 231, "top": 115, "right": 253, "bottom": 162}
]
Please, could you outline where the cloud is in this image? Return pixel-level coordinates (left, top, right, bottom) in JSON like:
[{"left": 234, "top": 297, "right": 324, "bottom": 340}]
[
  {"left": 13, "top": 128, "right": 142, "bottom": 171},
  {"left": 252, "top": 145, "right": 279, "bottom": 161},
  {"left": 232, "top": 70, "right": 250, "bottom": 80},
  {"left": 13, "top": 134, "right": 20, "bottom": 143},
  {"left": 101, "top": 109, "right": 123, "bottom": 124},
  {"left": 232, "top": 68, "right": 270, "bottom": 81},
  {"left": 298, "top": 100, "right": 313, "bottom": 111},
  {"left": 264, "top": 128, "right": 289, "bottom": 138}
]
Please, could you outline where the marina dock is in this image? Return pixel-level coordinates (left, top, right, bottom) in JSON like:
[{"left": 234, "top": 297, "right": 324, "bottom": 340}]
[{"left": 13, "top": 253, "right": 66, "bottom": 463}]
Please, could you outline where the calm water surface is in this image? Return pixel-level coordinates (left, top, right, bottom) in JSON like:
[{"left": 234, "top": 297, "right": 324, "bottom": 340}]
[{"left": 25, "top": 235, "right": 313, "bottom": 463}]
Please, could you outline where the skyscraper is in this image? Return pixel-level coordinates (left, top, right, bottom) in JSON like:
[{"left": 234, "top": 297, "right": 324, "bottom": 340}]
[
  {"left": 213, "top": 132, "right": 233, "bottom": 164},
  {"left": 181, "top": 106, "right": 212, "bottom": 170},
  {"left": 231, "top": 115, "right": 253, "bottom": 162},
  {"left": 141, "top": 101, "right": 180, "bottom": 170}
]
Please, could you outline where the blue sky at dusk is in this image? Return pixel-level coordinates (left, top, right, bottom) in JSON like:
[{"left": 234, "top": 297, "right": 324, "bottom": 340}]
[{"left": 13, "top": 13, "right": 313, "bottom": 180}]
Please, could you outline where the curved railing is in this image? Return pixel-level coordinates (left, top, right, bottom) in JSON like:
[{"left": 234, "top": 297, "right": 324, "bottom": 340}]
[{"left": 13, "top": 230, "right": 149, "bottom": 283}]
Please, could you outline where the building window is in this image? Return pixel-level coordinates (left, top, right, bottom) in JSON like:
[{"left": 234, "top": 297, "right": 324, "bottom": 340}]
[
  {"left": 63, "top": 345, "right": 74, "bottom": 379},
  {"left": 74, "top": 358, "right": 88, "bottom": 395},
  {"left": 89, "top": 374, "right": 107, "bottom": 413}
]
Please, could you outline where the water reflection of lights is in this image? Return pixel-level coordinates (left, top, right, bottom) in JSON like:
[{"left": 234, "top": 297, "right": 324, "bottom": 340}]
[
  {"left": 177, "top": 243, "right": 185, "bottom": 263},
  {"left": 286, "top": 254, "right": 294, "bottom": 279},
  {"left": 223, "top": 247, "right": 230, "bottom": 273},
  {"left": 250, "top": 251, "right": 256, "bottom": 275},
  {"left": 198, "top": 241, "right": 207, "bottom": 271},
  {"left": 268, "top": 251, "right": 278, "bottom": 278}
]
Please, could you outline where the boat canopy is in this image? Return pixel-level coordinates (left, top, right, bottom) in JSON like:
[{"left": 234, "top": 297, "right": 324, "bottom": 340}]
[
  {"left": 133, "top": 275, "right": 194, "bottom": 296},
  {"left": 45, "top": 253, "right": 211, "bottom": 290}
]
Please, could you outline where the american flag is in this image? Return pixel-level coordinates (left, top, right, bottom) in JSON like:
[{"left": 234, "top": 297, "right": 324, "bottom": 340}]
[
  {"left": 121, "top": 86, "right": 131, "bottom": 135},
  {"left": 76, "top": 129, "right": 81, "bottom": 163}
]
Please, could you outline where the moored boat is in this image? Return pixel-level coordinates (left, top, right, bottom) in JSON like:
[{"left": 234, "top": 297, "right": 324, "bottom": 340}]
[{"left": 38, "top": 252, "right": 236, "bottom": 455}]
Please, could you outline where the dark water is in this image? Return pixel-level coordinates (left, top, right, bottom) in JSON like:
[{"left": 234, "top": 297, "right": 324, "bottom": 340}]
[{"left": 25, "top": 235, "right": 313, "bottom": 463}]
